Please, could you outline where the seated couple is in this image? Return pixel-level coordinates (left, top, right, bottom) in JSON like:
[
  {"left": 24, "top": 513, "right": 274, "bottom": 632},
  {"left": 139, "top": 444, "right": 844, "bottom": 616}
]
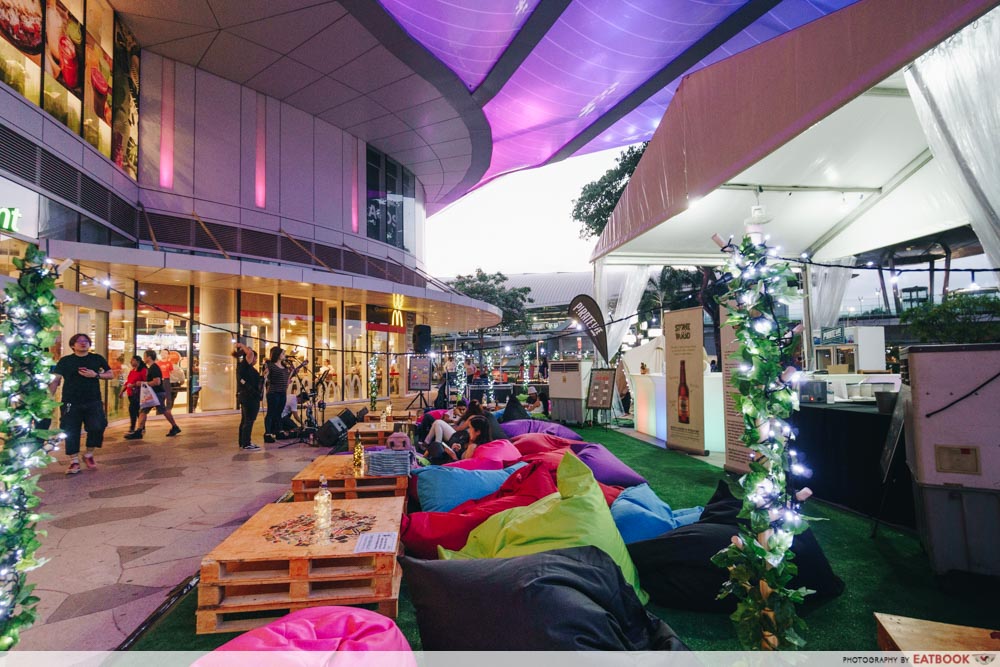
[
  {"left": 420, "top": 400, "right": 492, "bottom": 464},
  {"left": 523, "top": 386, "right": 549, "bottom": 416}
]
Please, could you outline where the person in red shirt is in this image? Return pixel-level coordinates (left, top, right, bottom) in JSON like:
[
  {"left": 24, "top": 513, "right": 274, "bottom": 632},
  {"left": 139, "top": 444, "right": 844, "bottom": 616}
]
[
  {"left": 156, "top": 350, "right": 175, "bottom": 407},
  {"left": 120, "top": 355, "right": 147, "bottom": 433}
]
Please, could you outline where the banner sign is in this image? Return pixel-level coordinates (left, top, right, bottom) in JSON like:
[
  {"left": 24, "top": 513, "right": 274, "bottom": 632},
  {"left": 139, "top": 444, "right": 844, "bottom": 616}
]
[
  {"left": 408, "top": 356, "right": 432, "bottom": 392},
  {"left": 568, "top": 294, "right": 609, "bottom": 364},
  {"left": 720, "top": 304, "right": 754, "bottom": 475},
  {"left": 663, "top": 307, "right": 705, "bottom": 455}
]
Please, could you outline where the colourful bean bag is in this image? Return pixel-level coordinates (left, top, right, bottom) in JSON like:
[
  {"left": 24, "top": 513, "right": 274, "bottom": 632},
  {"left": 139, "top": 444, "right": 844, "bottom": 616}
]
[
  {"left": 500, "top": 419, "right": 583, "bottom": 440},
  {"left": 610, "top": 483, "right": 703, "bottom": 544},
  {"left": 442, "top": 457, "right": 506, "bottom": 470},
  {"left": 401, "top": 460, "right": 560, "bottom": 559},
  {"left": 213, "top": 606, "right": 413, "bottom": 653},
  {"left": 516, "top": 449, "right": 624, "bottom": 506},
  {"left": 497, "top": 393, "right": 531, "bottom": 423},
  {"left": 469, "top": 438, "right": 520, "bottom": 463},
  {"left": 440, "top": 453, "right": 647, "bottom": 604},
  {"left": 400, "top": 546, "right": 687, "bottom": 651},
  {"left": 569, "top": 442, "right": 647, "bottom": 488},
  {"left": 411, "top": 463, "right": 526, "bottom": 513},
  {"left": 510, "top": 432, "right": 578, "bottom": 456}
]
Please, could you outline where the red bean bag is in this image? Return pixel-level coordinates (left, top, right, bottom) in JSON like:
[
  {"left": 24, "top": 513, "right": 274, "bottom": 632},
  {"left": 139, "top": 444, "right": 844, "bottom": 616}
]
[
  {"left": 401, "top": 461, "right": 558, "bottom": 559},
  {"left": 518, "top": 450, "right": 625, "bottom": 506},
  {"left": 212, "top": 606, "right": 413, "bottom": 653},
  {"left": 510, "top": 432, "right": 578, "bottom": 456}
]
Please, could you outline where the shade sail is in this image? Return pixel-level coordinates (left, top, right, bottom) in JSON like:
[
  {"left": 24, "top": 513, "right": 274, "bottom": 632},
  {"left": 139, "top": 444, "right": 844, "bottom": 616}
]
[{"left": 593, "top": 0, "right": 1000, "bottom": 266}]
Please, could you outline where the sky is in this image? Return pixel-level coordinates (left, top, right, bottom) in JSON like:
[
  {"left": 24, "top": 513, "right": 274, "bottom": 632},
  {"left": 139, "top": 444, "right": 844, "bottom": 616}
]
[{"left": 424, "top": 146, "right": 627, "bottom": 278}]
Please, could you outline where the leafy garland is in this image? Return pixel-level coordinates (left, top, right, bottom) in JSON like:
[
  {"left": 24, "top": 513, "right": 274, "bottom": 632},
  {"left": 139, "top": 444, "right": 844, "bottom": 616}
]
[
  {"left": 368, "top": 353, "right": 378, "bottom": 413},
  {"left": 453, "top": 351, "right": 467, "bottom": 398},
  {"left": 711, "top": 233, "right": 814, "bottom": 650},
  {"left": 521, "top": 349, "right": 530, "bottom": 394},
  {"left": 0, "top": 245, "right": 63, "bottom": 650},
  {"left": 483, "top": 351, "right": 495, "bottom": 405}
]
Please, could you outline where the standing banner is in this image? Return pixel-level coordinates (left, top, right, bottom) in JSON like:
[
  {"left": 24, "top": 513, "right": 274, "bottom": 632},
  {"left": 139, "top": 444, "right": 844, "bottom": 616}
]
[
  {"left": 408, "top": 356, "right": 432, "bottom": 392},
  {"left": 720, "top": 305, "right": 753, "bottom": 474},
  {"left": 568, "top": 294, "right": 609, "bottom": 364},
  {"left": 663, "top": 307, "right": 706, "bottom": 454}
]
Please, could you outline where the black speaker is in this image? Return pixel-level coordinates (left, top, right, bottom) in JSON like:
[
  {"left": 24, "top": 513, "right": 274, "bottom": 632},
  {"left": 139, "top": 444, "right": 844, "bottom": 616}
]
[
  {"left": 338, "top": 408, "right": 358, "bottom": 430},
  {"left": 317, "top": 417, "right": 349, "bottom": 448},
  {"left": 355, "top": 407, "right": 369, "bottom": 422},
  {"left": 413, "top": 325, "right": 432, "bottom": 354}
]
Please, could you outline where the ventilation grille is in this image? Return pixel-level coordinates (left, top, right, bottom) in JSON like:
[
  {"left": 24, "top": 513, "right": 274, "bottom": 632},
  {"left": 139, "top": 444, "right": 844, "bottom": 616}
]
[
  {"left": 80, "top": 175, "right": 109, "bottom": 220},
  {"left": 386, "top": 261, "right": 403, "bottom": 283},
  {"left": 39, "top": 150, "right": 79, "bottom": 203},
  {"left": 241, "top": 229, "right": 279, "bottom": 260},
  {"left": 143, "top": 212, "right": 193, "bottom": 246},
  {"left": 280, "top": 237, "right": 313, "bottom": 265},
  {"left": 0, "top": 123, "right": 37, "bottom": 182},
  {"left": 314, "top": 245, "right": 341, "bottom": 271},
  {"left": 343, "top": 250, "right": 366, "bottom": 275},
  {"left": 109, "top": 194, "right": 137, "bottom": 236},
  {"left": 195, "top": 220, "right": 239, "bottom": 254}
]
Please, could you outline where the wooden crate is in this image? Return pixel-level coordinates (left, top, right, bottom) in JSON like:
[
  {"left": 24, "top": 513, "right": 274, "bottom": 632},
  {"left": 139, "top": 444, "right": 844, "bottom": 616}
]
[
  {"left": 292, "top": 455, "right": 408, "bottom": 501},
  {"left": 197, "top": 497, "right": 405, "bottom": 634}
]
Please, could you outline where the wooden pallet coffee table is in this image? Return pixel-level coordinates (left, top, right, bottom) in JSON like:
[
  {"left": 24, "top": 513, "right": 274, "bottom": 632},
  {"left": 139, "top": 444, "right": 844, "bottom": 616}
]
[
  {"left": 197, "top": 496, "right": 405, "bottom": 634},
  {"left": 291, "top": 455, "right": 408, "bottom": 501},
  {"left": 347, "top": 422, "right": 397, "bottom": 449}
]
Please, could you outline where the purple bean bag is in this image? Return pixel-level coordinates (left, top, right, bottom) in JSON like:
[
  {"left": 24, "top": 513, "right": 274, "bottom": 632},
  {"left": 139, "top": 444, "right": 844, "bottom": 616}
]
[
  {"left": 500, "top": 419, "right": 583, "bottom": 441},
  {"left": 570, "top": 442, "right": 647, "bottom": 488}
]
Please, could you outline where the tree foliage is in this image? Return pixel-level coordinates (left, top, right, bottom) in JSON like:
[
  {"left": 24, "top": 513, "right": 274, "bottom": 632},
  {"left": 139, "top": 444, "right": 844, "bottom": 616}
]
[
  {"left": 901, "top": 294, "right": 1000, "bottom": 343},
  {"left": 449, "top": 269, "right": 534, "bottom": 336},
  {"left": 572, "top": 143, "right": 647, "bottom": 240},
  {"left": 640, "top": 267, "right": 726, "bottom": 362}
]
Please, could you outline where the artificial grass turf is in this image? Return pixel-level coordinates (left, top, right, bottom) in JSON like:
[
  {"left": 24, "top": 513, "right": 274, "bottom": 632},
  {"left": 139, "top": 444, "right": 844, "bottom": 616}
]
[{"left": 130, "top": 426, "right": 996, "bottom": 651}]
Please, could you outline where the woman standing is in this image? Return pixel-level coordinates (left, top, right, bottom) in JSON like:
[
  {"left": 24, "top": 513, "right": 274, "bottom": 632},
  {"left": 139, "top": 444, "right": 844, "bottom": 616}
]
[
  {"left": 234, "top": 342, "right": 262, "bottom": 451},
  {"left": 263, "top": 346, "right": 290, "bottom": 443},
  {"left": 120, "top": 355, "right": 147, "bottom": 434}
]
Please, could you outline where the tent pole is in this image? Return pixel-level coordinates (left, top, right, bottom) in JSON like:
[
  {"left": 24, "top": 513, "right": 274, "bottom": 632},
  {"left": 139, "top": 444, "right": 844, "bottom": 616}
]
[{"left": 801, "top": 267, "right": 814, "bottom": 371}]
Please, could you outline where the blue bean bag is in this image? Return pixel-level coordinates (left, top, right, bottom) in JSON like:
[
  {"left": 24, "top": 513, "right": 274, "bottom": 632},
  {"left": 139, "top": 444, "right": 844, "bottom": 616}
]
[
  {"left": 411, "top": 463, "right": 526, "bottom": 513},
  {"left": 610, "top": 483, "right": 703, "bottom": 544}
]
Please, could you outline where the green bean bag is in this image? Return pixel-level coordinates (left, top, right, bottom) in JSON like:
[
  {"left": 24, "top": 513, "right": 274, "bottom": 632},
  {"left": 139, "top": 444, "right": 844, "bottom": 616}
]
[{"left": 439, "top": 452, "right": 647, "bottom": 604}]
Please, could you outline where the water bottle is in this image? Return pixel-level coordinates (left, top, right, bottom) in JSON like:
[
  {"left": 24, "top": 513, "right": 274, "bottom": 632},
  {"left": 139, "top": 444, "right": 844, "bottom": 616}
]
[{"left": 314, "top": 474, "right": 332, "bottom": 532}]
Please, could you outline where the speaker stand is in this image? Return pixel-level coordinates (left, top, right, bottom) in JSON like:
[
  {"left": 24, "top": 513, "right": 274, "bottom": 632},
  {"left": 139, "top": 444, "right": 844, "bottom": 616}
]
[{"left": 406, "top": 391, "right": 430, "bottom": 411}]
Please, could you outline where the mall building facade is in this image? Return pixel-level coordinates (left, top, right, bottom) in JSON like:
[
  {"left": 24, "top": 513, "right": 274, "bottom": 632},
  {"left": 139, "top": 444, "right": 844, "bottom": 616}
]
[{"left": 0, "top": 19, "right": 498, "bottom": 422}]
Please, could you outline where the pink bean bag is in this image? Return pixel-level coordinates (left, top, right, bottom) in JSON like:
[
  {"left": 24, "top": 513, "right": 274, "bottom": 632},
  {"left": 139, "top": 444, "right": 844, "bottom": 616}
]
[
  {"left": 510, "top": 433, "right": 578, "bottom": 456},
  {"left": 213, "top": 606, "right": 413, "bottom": 653},
  {"left": 470, "top": 438, "right": 520, "bottom": 463}
]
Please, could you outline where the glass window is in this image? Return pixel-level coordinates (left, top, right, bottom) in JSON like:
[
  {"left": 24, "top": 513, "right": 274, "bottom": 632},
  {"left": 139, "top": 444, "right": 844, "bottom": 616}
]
[
  {"left": 82, "top": 0, "right": 113, "bottom": 157},
  {"left": 136, "top": 282, "right": 190, "bottom": 412},
  {"left": 240, "top": 291, "right": 274, "bottom": 363},
  {"left": 314, "top": 299, "right": 340, "bottom": 403},
  {"left": 279, "top": 296, "right": 310, "bottom": 394},
  {"left": 107, "top": 275, "right": 135, "bottom": 422},
  {"left": 38, "top": 197, "right": 78, "bottom": 241},
  {"left": 402, "top": 169, "right": 415, "bottom": 254},
  {"left": 344, "top": 303, "right": 364, "bottom": 401},
  {"left": 42, "top": 0, "right": 85, "bottom": 133},
  {"left": 385, "top": 157, "right": 400, "bottom": 249},
  {"left": 366, "top": 146, "right": 383, "bottom": 242}
]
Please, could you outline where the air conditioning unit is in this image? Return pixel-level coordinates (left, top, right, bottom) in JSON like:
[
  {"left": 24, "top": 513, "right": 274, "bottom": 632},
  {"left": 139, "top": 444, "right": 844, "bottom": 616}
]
[{"left": 548, "top": 360, "right": 592, "bottom": 424}]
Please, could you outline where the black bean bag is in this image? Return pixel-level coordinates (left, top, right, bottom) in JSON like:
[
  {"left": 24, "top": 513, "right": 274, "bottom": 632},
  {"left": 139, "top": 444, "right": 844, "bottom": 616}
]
[
  {"left": 498, "top": 393, "right": 531, "bottom": 423},
  {"left": 399, "top": 545, "right": 688, "bottom": 651},
  {"left": 484, "top": 411, "right": 506, "bottom": 442},
  {"left": 628, "top": 480, "right": 844, "bottom": 613}
]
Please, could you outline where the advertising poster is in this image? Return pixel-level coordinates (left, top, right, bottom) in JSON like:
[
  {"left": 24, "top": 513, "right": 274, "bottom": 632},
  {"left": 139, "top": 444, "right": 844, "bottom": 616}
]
[
  {"left": 720, "top": 305, "right": 754, "bottom": 475},
  {"left": 83, "top": 0, "right": 112, "bottom": 157},
  {"left": 0, "top": 0, "right": 43, "bottom": 102},
  {"left": 663, "top": 307, "right": 705, "bottom": 454},
  {"left": 111, "top": 15, "right": 139, "bottom": 178},
  {"left": 408, "top": 356, "right": 431, "bottom": 392},
  {"left": 42, "top": 0, "right": 84, "bottom": 131}
]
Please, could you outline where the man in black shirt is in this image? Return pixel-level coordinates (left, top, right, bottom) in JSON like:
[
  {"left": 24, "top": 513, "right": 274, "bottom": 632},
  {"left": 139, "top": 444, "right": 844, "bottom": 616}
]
[
  {"left": 50, "top": 333, "right": 114, "bottom": 475},
  {"left": 125, "top": 349, "right": 181, "bottom": 439}
]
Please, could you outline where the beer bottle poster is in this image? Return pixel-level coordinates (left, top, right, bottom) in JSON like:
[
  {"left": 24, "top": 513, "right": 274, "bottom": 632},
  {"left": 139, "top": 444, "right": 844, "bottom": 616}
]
[{"left": 663, "top": 307, "right": 705, "bottom": 454}]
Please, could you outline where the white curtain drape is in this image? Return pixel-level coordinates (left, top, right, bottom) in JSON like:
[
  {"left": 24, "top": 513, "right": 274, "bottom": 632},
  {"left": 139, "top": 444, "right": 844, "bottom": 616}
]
[
  {"left": 606, "top": 265, "right": 650, "bottom": 359},
  {"left": 808, "top": 258, "right": 856, "bottom": 329},
  {"left": 906, "top": 9, "right": 1000, "bottom": 270}
]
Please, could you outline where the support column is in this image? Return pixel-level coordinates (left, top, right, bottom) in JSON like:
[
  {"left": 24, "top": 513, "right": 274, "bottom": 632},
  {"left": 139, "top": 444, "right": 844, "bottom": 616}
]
[{"left": 198, "top": 288, "right": 237, "bottom": 412}]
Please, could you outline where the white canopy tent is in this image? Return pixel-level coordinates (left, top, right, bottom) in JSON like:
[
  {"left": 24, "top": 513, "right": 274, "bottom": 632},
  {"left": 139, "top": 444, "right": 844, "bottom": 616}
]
[{"left": 591, "top": 0, "right": 1000, "bottom": 339}]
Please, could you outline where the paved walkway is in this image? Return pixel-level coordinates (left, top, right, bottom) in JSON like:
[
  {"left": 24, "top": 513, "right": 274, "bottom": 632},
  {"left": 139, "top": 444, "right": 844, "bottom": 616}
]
[{"left": 17, "top": 401, "right": 415, "bottom": 651}]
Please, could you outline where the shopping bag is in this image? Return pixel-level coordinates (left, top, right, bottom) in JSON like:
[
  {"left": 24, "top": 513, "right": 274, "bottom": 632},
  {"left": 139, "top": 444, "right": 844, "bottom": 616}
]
[{"left": 139, "top": 382, "right": 160, "bottom": 410}]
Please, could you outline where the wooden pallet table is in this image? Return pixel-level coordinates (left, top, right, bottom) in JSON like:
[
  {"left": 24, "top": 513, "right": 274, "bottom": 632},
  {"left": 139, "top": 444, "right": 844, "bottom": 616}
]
[
  {"left": 363, "top": 412, "right": 416, "bottom": 422},
  {"left": 292, "top": 455, "right": 408, "bottom": 501},
  {"left": 197, "top": 496, "right": 405, "bottom": 634},
  {"left": 875, "top": 612, "right": 1000, "bottom": 651},
  {"left": 347, "top": 422, "right": 396, "bottom": 449}
]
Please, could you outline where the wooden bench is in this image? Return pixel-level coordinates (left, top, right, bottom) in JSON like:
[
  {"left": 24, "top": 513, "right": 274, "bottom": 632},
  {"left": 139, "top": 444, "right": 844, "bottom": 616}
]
[{"left": 875, "top": 612, "right": 1000, "bottom": 651}]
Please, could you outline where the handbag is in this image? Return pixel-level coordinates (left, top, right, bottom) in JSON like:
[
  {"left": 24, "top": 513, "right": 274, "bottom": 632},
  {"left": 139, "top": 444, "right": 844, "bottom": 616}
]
[{"left": 139, "top": 382, "right": 161, "bottom": 410}]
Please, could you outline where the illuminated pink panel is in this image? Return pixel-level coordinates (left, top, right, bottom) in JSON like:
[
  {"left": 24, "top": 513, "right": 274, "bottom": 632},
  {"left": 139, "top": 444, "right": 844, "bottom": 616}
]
[
  {"left": 351, "top": 143, "right": 359, "bottom": 233},
  {"left": 159, "top": 59, "right": 174, "bottom": 189},
  {"left": 255, "top": 94, "right": 266, "bottom": 208},
  {"left": 377, "top": 0, "right": 540, "bottom": 89}
]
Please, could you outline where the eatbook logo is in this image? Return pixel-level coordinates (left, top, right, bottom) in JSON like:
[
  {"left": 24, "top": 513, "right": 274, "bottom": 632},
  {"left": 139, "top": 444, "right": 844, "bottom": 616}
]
[
  {"left": 0, "top": 207, "right": 21, "bottom": 232},
  {"left": 974, "top": 656, "right": 995, "bottom": 665}
]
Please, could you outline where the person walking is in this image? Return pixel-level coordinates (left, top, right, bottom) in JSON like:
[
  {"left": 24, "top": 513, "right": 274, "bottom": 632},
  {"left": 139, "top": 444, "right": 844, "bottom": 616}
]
[
  {"left": 120, "top": 354, "right": 147, "bottom": 434},
  {"left": 233, "top": 341, "right": 262, "bottom": 451},
  {"left": 125, "top": 349, "right": 181, "bottom": 439},
  {"left": 50, "top": 333, "right": 115, "bottom": 474},
  {"left": 263, "top": 346, "right": 290, "bottom": 443}
]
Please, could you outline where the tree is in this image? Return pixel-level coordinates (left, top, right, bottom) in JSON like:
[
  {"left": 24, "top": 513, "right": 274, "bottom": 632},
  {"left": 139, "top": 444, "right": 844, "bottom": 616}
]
[
  {"left": 572, "top": 143, "right": 647, "bottom": 240},
  {"left": 639, "top": 266, "right": 726, "bottom": 363},
  {"left": 449, "top": 269, "right": 534, "bottom": 360},
  {"left": 901, "top": 294, "right": 1000, "bottom": 343}
]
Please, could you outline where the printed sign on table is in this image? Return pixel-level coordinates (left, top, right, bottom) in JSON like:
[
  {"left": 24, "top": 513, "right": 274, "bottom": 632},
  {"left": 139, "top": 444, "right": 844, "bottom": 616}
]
[{"left": 663, "top": 307, "right": 704, "bottom": 454}]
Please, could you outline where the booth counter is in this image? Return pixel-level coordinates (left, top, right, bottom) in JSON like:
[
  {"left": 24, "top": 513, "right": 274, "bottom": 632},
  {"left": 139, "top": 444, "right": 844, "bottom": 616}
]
[{"left": 631, "top": 373, "right": 666, "bottom": 443}]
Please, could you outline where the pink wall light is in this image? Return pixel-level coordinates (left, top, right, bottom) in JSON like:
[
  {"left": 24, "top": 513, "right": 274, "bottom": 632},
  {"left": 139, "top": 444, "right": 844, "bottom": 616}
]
[
  {"left": 159, "top": 60, "right": 174, "bottom": 189},
  {"left": 255, "top": 94, "right": 266, "bottom": 208}
]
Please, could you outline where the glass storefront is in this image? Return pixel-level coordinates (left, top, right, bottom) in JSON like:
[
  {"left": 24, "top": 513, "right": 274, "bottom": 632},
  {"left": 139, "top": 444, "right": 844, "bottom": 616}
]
[
  {"left": 314, "top": 299, "right": 341, "bottom": 403},
  {"left": 344, "top": 303, "right": 365, "bottom": 401}
]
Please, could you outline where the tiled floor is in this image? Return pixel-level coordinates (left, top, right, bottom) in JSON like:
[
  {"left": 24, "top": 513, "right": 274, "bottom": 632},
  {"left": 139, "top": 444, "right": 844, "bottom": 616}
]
[{"left": 16, "top": 401, "right": 413, "bottom": 651}]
